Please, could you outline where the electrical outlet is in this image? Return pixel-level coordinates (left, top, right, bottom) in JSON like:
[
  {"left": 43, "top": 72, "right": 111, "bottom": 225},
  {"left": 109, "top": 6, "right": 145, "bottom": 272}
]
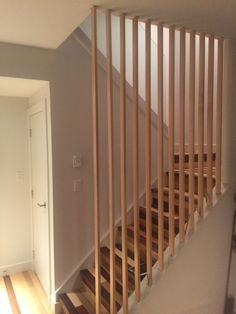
[{"left": 73, "top": 179, "right": 82, "bottom": 192}]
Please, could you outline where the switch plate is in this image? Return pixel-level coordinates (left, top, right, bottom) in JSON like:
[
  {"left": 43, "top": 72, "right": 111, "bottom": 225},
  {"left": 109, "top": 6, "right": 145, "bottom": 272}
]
[{"left": 72, "top": 155, "right": 82, "bottom": 168}]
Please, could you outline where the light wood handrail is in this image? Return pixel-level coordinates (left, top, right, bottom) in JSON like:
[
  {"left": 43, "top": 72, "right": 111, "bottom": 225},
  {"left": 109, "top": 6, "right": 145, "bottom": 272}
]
[
  {"left": 168, "top": 25, "right": 175, "bottom": 255},
  {"left": 145, "top": 19, "right": 153, "bottom": 286},
  {"left": 158, "top": 22, "right": 164, "bottom": 269},
  {"left": 120, "top": 13, "right": 128, "bottom": 314},
  {"left": 189, "top": 30, "right": 196, "bottom": 231},
  {"left": 207, "top": 35, "right": 214, "bottom": 205},
  {"left": 198, "top": 33, "right": 205, "bottom": 216},
  {"left": 91, "top": 6, "right": 101, "bottom": 314},
  {"left": 106, "top": 10, "right": 116, "bottom": 314},
  {"left": 179, "top": 27, "right": 186, "bottom": 242},
  {"left": 132, "top": 16, "right": 141, "bottom": 302},
  {"left": 216, "top": 37, "right": 224, "bottom": 194}
]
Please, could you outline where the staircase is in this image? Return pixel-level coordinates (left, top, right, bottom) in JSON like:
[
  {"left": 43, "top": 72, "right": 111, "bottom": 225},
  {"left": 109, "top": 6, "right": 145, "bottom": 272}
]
[{"left": 59, "top": 152, "right": 216, "bottom": 313}]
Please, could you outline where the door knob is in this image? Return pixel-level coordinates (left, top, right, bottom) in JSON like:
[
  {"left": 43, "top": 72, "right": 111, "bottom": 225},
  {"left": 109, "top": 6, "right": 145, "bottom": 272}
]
[{"left": 37, "top": 202, "right": 46, "bottom": 208}]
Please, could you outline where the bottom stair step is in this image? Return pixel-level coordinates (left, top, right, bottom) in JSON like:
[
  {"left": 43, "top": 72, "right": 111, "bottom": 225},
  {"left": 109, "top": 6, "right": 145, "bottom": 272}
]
[{"left": 59, "top": 293, "right": 88, "bottom": 314}]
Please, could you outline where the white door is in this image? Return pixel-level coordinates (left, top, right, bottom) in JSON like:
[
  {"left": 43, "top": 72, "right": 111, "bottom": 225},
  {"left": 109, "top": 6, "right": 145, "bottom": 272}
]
[{"left": 28, "top": 101, "right": 50, "bottom": 297}]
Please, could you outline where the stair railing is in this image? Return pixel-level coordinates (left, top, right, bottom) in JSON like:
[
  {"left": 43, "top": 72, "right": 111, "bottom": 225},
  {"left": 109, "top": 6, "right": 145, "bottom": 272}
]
[{"left": 90, "top": 6, "right": 224, "bottom": 314}]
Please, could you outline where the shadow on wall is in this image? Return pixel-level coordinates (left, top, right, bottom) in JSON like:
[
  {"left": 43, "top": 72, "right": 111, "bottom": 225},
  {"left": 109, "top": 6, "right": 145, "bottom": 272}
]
[{"left": 225, "top": 296, "right": 236, "bottom": 314}]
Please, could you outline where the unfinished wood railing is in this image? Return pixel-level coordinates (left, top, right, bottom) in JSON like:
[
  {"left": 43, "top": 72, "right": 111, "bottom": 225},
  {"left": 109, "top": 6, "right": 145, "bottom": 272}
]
[{"left": 90, "top": 7, "right": 224, "bottom": 314}]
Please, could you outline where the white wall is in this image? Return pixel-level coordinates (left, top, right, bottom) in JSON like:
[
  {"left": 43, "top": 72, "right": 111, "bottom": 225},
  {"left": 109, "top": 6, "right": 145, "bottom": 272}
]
[
  {"left": 80, "top": 13, "right": 218, "bottom": 152},
  {"left": 0, "top": 96, "right": 31, "bottom": 275},
  {"left": 80, "top": 13, "right": 169, "bottom": 121}
]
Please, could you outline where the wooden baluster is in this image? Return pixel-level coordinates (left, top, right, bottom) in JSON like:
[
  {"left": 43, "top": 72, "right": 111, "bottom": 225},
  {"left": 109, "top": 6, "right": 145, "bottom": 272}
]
[
  {"left": 168, "top": 25, "right": 175, "bottom": 255},
  {"left": 158, "top": 22, "right": 164, "bottom": 269},
  {"left": 132, "top": 16, "right": 141, "bottom": 301},
  {"left": 91, "top": 6, "right": 101, "bottom": 314},
  {"left": 207, "top": 35, "right": 214, "bottom": 205},
  {"left": 145, "top": 19, "right": 152, "bottom": 286},
  {"left": 179, "top": 27, "right": 186, "bottom": 242},
  {"left": 120, "top": 13, "right": 128, "bottom": 314},
  {"left": 189, "top": 30, "right": 196, "bottom": 230},
  {"left": 106, "top": 10, "right": 116, "bottom": 314},
  {"left": 216, "top": 38, "right": 224, "bottom": 194},
  {"left": 198, "top": 33, "right": 205, "bottom": 216}
]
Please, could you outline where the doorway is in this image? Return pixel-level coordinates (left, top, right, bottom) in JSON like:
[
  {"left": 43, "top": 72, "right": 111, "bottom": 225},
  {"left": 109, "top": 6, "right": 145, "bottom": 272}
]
[{"left": 0, "top": 77, "right": 54, "bottom": 307}]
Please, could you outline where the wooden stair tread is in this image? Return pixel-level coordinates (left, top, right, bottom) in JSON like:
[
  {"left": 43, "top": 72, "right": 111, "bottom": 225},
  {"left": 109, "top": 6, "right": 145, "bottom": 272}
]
[
  {"left": 119, "top": 226, "right": 160, "bottom": 260},
  {"left": 127, "top": 224, "right": 169, "bottom": 248},
  {"left": 123, "top": 227, "right": 158, "bottom": 263},
  {"left": 152, "top": 187, "right": 199, "bottom": 200},
  {"left": 150, "top": 207, "right": 179, "bottom": 220},
  {"left": 172, "top": 168, "right": 216, "bottom": 178},
  {"left": 100, "top": 246, "right": 135, "bottom": 292},
  {"left": 59, "top": 293, "right": 88, "bottom": 314},
  {"left": 80, "top": 268, "right": 121, "bottom": 312}
]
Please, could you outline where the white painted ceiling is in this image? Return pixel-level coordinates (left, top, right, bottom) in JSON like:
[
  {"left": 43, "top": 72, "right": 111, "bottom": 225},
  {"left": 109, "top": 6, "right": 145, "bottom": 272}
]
[
  {"left": 0, "top": 0, "right": 235, "bottom": 49},
  {"left": 0, "top": 77, "right": 48, "bottom": 98}
]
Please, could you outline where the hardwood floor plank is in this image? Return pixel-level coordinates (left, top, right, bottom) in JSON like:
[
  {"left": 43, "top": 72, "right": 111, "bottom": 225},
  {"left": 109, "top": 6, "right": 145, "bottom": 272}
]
[
  {"left": 4, "top": 275, "right": 21, "bottom": 314},
  {"left": 0, "top": 276, "right": 13, "bottom": 314}
]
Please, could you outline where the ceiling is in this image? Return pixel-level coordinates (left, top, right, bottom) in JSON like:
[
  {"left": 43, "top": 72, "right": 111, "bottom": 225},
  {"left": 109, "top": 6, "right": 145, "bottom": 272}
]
[
  {"left": 0, "top": 0, "right": 235, "bottom": 49},
  {"left": 0, "top": 77, "right": 48, "bottom": 98}
]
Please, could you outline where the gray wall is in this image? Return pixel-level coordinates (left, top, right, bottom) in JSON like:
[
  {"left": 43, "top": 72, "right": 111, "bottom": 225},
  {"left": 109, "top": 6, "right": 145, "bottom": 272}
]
[{"left": 0, "top": 33, "right": 158, "bottom": 298}]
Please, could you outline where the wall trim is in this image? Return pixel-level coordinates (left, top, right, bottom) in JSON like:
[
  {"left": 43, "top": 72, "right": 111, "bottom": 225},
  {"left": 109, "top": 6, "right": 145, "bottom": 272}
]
[{"left": 0, "top": 260, "right": 33, "bottom": 277}]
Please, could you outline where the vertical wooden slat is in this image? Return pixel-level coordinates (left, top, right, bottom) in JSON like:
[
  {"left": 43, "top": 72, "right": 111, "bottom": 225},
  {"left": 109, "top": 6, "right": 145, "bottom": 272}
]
[
  {"left": 198, "top": 33, "right": 205, "bottom": 216},
  {"left": 168, "top": 25, "right": 175, "bottom": 256},
  {"left": 216, "top": 37, "right": 223, "bottom": 194},
  {"left": 145, "top": 19, "right": 152, "bottom": 286},
  {"left": 132, "top": 16, "right": 141, "bottom": 301},
  {"left": 106, "top": 10, "right": 116, "bottom": 314},
  {"left": 207, "top": 35, "right": 214, "bottom": 205},
  {"left": 91, "top": 6, "right": 101, "bottom": 314},
  {"left": 189, "top": 30, "right": 196, "bottom": 230},
  {"left": 179, "top": 27, "right": 186, "bottom": 242},
  {"left": 120, "top": 13, "right": 128, "bottom": 314},
  {"left": 157, "top": 22, "right": 164, "bottom": 269}
]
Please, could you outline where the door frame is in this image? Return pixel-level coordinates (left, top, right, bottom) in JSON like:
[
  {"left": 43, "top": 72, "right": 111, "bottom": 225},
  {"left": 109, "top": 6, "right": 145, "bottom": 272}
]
[{"left": 27, "top": 84, "right": 54, "bottom": 303}]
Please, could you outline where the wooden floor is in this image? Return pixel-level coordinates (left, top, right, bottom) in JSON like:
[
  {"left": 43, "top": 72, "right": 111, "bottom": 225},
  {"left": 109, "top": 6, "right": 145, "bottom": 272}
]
[{"left": 0, "top": 271, "right": 52, "bottom": 314}]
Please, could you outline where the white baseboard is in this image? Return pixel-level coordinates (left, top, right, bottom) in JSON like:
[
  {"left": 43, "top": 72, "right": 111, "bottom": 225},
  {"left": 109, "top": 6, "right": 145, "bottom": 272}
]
[{"left": 0, "top": 260, "right": 33, "bottom": 276}]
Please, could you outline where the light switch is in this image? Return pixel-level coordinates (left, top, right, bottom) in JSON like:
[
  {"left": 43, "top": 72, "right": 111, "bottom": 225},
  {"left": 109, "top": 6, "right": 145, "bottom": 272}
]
[{"left": 72, "top": 155, "right": 82, "bottom": 168}]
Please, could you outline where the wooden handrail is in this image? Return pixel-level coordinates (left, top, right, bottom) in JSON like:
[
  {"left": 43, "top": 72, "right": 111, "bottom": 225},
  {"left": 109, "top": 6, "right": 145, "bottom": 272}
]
[
  {"left": 158, "top": 22, "right": 164, "bottom": 269},
  {"left": 179, "top": 27, "right": 186, "bottom": 242},
  {"left": 198, "top": 33, "right": 205, "bottom": 216},
  {"left": 216, "top": 37, "right": 224, "bottom": 194},
  {"left": 189, "top": 30, "right": 196, "bottom": 231},
  {"left": 91, "top": 6, "right": 101, "bottom": 314},
  {"left": 106, "top": 10, "right": 116, "bottom": 314},
  {"left": 132, "top": 16, "right": 141, "bottom": 302},
  {"left": 145, "top": 19, "right": 153, "bottom": 286},
  {"left": 120, "top": 13, "right": 129, "bottom": 314},
  {"left": 168, "top": 25, "right": 175, "bottom": 255},
  {"left": 207, "top": 34, "right": 214, "bottom": 205}
]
